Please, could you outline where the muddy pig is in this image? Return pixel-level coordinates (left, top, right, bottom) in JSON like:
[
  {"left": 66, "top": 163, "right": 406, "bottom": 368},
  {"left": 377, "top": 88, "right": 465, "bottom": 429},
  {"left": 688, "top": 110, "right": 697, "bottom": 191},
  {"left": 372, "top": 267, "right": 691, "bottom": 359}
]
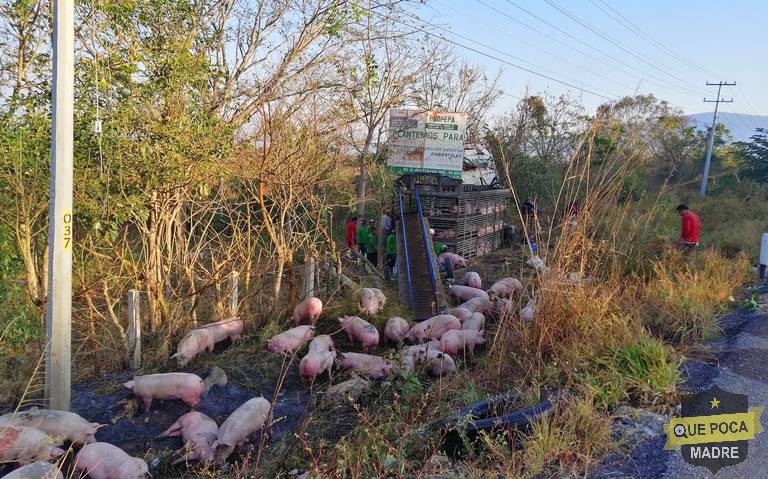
[
  {"left": 291, "top": 297, "right": 323, "bottom": 326},
  {"left": 1, "top": 461, "right": 63, "bottom": 479},
  {"left": 299, "top": 350, "right": 335, "bottom": 385},
  {"left": 123, "top": 372, "right": 204, "bottom": 411},
  {"left": 74, "top": 442, "right": 149, "bottom": 479},
  {"left": 213, "top": 397, "right": 271, "bottom": 464},
  {"left": 487, "top": 277, "right": 524, "bottom": 299},
  {"left": 323, "top": 374, "right": 371, "bottom": 403},
  {"left": 356, "top": 288, "right": 386, "bottom": 316},
  {"left": 0, "top": 408, "right": 99, "bottom": 444},
  {"left": 172, "top": 329, "right": 214, "bottom": 367},
  {"left": 440, "top": 329, "right": 486, "bottom": 357},
  {"left": 463, "top": 271, "right": 482, "bottom": 289},
  {"left": 336, "top": 352, "right": 394, "bottom": 379},
  {"left": 462, "top": 312, "right": 485, "bottom": 331},
  {"left": 266, "top": 325, "right": 315, "bottom": 354},
  {"left": 307, "top": 334, "right": 334, "bottom": 353},
  {"left": 202, "top": 317, "right": 244, "bottom": 344},
  {"left": 449, "top": 284, "right": 489, "bottom": 302},
  {"left": 384, "top": 317, "right": 410, "bottom": 344},
  {"left": 0, "top": 426, "right": 64, "bottom": 464},
  {"left": 338, "top": 316, "right": 379, "bottom": 352},
  {"left": 158, "top": 411, "right": 219, "bottom": 465},
  {"left": 406, "top": 315, "right": 461, "bottom": 343},
  {"left": 443, "top": 307, "right": 474, "bottom": 322}
]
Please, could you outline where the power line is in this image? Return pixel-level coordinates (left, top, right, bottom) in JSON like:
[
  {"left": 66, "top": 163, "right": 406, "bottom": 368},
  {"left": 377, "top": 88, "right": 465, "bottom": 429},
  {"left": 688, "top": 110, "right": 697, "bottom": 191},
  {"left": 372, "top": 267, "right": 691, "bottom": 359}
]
[{"left": 700, "top": 81, "right": 735, "bottom": 196}]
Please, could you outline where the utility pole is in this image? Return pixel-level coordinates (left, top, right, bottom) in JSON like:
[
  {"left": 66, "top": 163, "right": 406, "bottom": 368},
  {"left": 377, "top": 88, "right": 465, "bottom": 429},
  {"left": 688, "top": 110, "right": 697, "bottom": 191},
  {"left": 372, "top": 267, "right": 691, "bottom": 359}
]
[
  {"left": 45, "top": 0, "right": 74, "bottom": 411},
  {"left": 700, "top": 81, "right": 735, "bottom": 196}
]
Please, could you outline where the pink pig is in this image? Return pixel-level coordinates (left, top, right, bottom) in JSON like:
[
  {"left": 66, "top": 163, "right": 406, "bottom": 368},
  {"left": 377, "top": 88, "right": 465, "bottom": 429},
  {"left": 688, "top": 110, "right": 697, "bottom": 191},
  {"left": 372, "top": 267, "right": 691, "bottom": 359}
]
[
  {"left": 338, "top": 316, "right": 379, "bottom": 352},
  {"left": 425, "top": 349, "right": 456, "bottom": 376},
  {"left": 2, "top": 461, "right": 64, "bottom": 479},
  {"left": 308, "top": 334, "right": 334, "bottom": 353},
  {"left": 458, "top": 297, "right": 495, "bottom": 316},
  {"left": 299, "top": 351, "right": 335, "bottom": 385},
  {"left": 439, "top": 252, "right": 467, "bottom": 270},
  {"left": 462, "top": 312, "right": 485, "bottom": 331},
  {"left": 202, "top": 317, "right": 244, "bottom": 344},
  {"left": 444, "top": 307, "right": 474, "bottom": 322},
  {"left": 449, "top": 284, "right": 489, "bottom": 302},
  {"left": 440, "top": 329, "right": 486, "bottom": 357},
  {"left": 267, "top": 325, "right": 315, "bottom": 355},
  {"left": 74, "top": 442, "right": 149, "bottom": 479},
  {"left": 463, "top": 271, "right": 482, "bottom": 289},
  {"left": 336, "top": 352, "right": 394, "bottom": 379},
  {"left": 406, "top": 315, "right": 461, "bottom": 344},
  {"left": 158, "top": 411, "right": 219, "bottom": 465},
  {"left": 356, "top": 288, "right": 386, "bottom": 316},
  {"left": 0, "top": 409, "right": 100, "bottom": 444},
  {"left": 495, "top": 298, "right": 515, "bottom": 317},
  {"left": 400, "top": 341, "right": 441, "bottom": 373},
  {"left": 384, "top": 317, "right": 410, "bottom": 344},
  {"left": 172, "top": 329, "right": 214, "bottom": 367},
  {"left": 0, "top": 426, "right": 64, "bottom": 464},
  {"left": 487, "top": 277, "right": 524, "bottom": 299},
  {"left": 123, "top": 372, "right": 204, "bottom": 411},
  {"left": 213, "top": 397, "right": 271, "bottom": 464},
  {"left": 291, "top": 297, "right": 323, "bottom": 326}
]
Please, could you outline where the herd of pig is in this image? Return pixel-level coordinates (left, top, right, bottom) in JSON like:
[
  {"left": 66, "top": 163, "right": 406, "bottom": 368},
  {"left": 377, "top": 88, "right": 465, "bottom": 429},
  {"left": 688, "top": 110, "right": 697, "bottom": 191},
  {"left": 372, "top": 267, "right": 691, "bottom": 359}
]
[{"left": 0, "top": 265, "right": 535, "bottom": 479}]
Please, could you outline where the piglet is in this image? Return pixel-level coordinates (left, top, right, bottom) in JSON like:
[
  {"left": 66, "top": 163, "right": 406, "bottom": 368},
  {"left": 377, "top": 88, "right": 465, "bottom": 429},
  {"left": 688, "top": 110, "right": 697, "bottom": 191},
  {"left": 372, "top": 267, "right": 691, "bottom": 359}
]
[
  {"left": 356, "top": 288, "right": 386, "bottom": 316},
  {"left": 426, "top": 350, "right": 456, "bottom": 376},
  {"left": 439, "top": 252, "right": 467, "bottom": 269},
  {"left": 336, "top": 352, "right": 394, "bottom": 379},
  {"left": 123, "top": 372, "right": 204, "bottom": 411},
  {"left": 406, "top": 315, "right": 461, "bottom": 344},
  {"left": 202, "top": 317, "right": 244, "bottom": 344},
  {"left": 158, "top": 411, "right": 219, "bottom": 465},
  {"left": 1, "top": 461, "right": 63, "bottom": 479},
  {"left": 266, "top": 325, "right": 315, "bottom": 355},
  {"left": 463, "top": 271, "right": 482, "bottom": 289},
  {"left": 458, "top": 297, "right": 495, "bottom": 316},
  {"left": 440, "top": 330, "right": 486, "bottom": 357},
  {"left": 0, "top": 426, "right": 64, "bottom": 464},
  {"left": 291, "top": 297, "right": 323, "bottom": 326},
  {"left": 172, "top": 328, "right": 214, "bottom": 367},
  {"left": 299, "top": 351, "right": 335, "bottom": 385},
  {"left": 384, "top": 317, "right": 410, "bottom": 344},
  {"left": 495, "top": 298, "right": 515, "bottom": 317},
  {"left": 213, "top": 397, "right": 271, "bottom": 464},
  {"left": 0, "top": 409, "right": 99, "bottom": 444},
  {"left": 308, "top": 334, "right": 334, "bottom": 353},
  {"left": 462, "top": 312, "right": 485, "bottom": 331},
  {"left": 338, "top": 316, "right": 379, "bottom": 352},
  {"left": 444, "top": 307, "right": 474, "bottom": 322},
  {"left": 449, "top": 284, "right": 489, "bottom": 302},
  {"left": 400, "top": 341, "right": 441, "bottom": 373},
  {"left": 323, "top": 374, "right": 371, "bottom": 403},
  {"left": 74, "top": 442, "right": 149, "bottom": 479},
  {"left": 487, "top": 277, "right": 524, "bottom": 299}
]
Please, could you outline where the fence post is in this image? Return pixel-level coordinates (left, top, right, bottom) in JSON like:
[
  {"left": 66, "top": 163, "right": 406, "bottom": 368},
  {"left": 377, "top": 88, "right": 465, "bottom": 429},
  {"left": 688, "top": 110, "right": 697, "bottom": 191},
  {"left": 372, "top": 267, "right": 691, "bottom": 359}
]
[
  {"left": 302, "top": 256, "right": 316, "bottom": 299},
  {"left": 228, "top": 271, "right": 239, "bottom": 316},
  {"left": 126, "top": 289, "right": 141, "bottom": 369}
]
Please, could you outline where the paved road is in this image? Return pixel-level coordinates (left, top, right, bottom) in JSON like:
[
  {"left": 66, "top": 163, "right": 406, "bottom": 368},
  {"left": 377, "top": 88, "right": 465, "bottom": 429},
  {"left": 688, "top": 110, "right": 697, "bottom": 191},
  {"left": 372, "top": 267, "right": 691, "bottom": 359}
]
[{"left": 592, "top": 283, "right": 768, "bottom": 479}]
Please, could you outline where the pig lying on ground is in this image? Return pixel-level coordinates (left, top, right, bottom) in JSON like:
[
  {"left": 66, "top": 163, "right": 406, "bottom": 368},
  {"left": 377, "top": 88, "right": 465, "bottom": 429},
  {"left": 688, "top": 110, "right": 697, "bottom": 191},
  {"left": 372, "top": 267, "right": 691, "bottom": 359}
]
[
  {"left": 463, "top": 272, "right": 482, "bottom": 289},
  {"left": 449, "top": 284, "right": 489, "bottom": 302},
  {"left": 323, "top": 374, "right": 371, "bottom": 403},
  {"left": 336, "top": 352, "right": 394, "bottom": 379},
  {"left": 0, "top": 426, "right": 64, "bottom": 464},
  {"left": 458, "top": 297, "right": 495, "bottom": 316},
  {"left": 123, "top": 372, "right": 204, "bottom": 411},
  {"left": 443, "top": 307, "right": 474, "bottom": 322},
  {"left": 213, "top": 397, "right": 271, "bottom": 464},
  {"left": 439, "top": 252, "right": 467, "bottom": 269},
  {"left": 299, "top": 351, "right": 335, "bottom": 385},
  {"left": 202, "top": 317, "right": 244, "bottom": 344},
  {"left": 291, "top": 297, "right": 323, "bottom": 326},
  {"left": 462, "top": 312, "right": 485, "bottom": 331},
  {"left": 0, "top": 409, "right": 99, "bottom": 444},
  {"left": 440, "top": 330, "right": 486, "bottom": 357},
  {"left": 487, "top": 277, "right": 524, "bottom": 299},
  {"left": 356, "top": 288, "right": 386, "bottom": 316},
  {"left": 1, "top": 461, "right": 63, "bottom": 479},
  {"left": 384, "top": 317, "right": 410, "bottom": 344},
  {"left": 267, "top": 325, "right": 315, "bottom": 354},
  {"left": 406, "top": 315, "right": 461, "bottom": 344},
  {"left": 307, "top": 334, "right": 334, "bottom": 353},
  {"left": 338, "top": 316, "right": 379, "bottom": 352},
  {"left": 158, "top": 411, "right": 219, "bottom": 465},
  {"left": 74, "top": 442, "right": 149, "bottom": 479},
  {"left": 400, "top": 341, "right": 441, "bottom": 373},
  {"left": 172, "top": 329, "right": 214, "bottom": 367}
]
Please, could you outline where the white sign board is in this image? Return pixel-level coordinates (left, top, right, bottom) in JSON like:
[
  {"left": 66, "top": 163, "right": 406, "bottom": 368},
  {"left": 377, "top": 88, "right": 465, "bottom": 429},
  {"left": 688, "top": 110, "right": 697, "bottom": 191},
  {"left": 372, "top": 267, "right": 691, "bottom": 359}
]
[{"left": 387, "top": 109, "right": 467, "bottom": 178}]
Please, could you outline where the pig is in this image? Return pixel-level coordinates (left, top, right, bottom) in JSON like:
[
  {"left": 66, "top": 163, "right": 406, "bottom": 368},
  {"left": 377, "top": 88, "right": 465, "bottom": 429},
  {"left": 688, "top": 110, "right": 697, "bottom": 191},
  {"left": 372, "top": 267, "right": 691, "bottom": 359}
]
[
  {"left": 520, "top": 298, "right": 536, "bottom": 322},
  {"left": 487, "top": 277, "right": 524, "bottom": 299},
  {"left": 266, "top": 325, "right": 315, "bottom": 355},
  {"left": 213, "top": 397, "right": 271, "bottom": 464},
  {"left": 338, "top": 316, "right": 379, "bottom": 352},
  {"left": 202, "top": 317, "right": 244, "bottom": 344},
  {"left": 400, "top": 341, "right": 441, "bottom": 373},
  {"left": 463, "top": 271, "right": 482, "bottom": 289},
  {"left": 458, "top": 297, "right": 495, "bottom": 316},
  {"left": 123, "top": 372, "right": 204, "bottom": 411},
  {"left": 291, "top": 297, "right": 323, "bottom": 326},
  {"left": 158, "top": 411, "right": 219, "bottom": 465},
  {"left": 406, "top": 315, "right": 461, "bottom": 344},
  {"left": 323, "top": 374, "right": 371, "bottom": 403},
  {"left": 74, "top": 442, "right": 149, "bottom": 479},
  {"left": 299, "top": 351, "right": 335, "bottom": 385},
  {"left": 307, "top": 334, "right": 334, "bottom": 353},
  {"left": 439, "top": 252, "right": 467, "bottom": 270},
  {"left": 495, "top": 298, "right": 515, "bottom": 317},
  {"left": 1, "top": 461, "right": 63, "bottom": 479},
  {"left": 384, "top": 317, "right": 410, "bottom": 344},
  {"left": 0, "top": 409, "right": 99, "bottom": 444},
  {"left": 172, "top": 328, "right": 214, "bottom": 367},
  {"left": 440, "top": 329, "right": 486, "bottom": 357},
  {"left": 414, "top": 349, "right": 456, "bottom": 376},
  {"left": 356, "top": 288, "right": 386, "bottom": 316},
  {"left": 462, "top": 312, "right": 486, "bottom": 331},
  {"left": 0, "top": 426, "right": 64, "bottom": 464},
  {"left": 336, "top": 352, "right": 394, "bottom": 379},
  {"left": 444, "top": 307, "right": 474, "bottom": 322},
  {"left": 449, "top": 284, "right": 490, "bottom": 302}
]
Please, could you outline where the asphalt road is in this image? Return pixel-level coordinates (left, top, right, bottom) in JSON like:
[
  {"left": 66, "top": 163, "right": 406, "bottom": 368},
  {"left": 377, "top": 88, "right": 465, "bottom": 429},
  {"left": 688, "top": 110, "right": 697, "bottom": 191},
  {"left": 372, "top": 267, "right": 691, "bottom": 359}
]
[{"left": 592, "top": 283, "right": 768, "bottom": 479}]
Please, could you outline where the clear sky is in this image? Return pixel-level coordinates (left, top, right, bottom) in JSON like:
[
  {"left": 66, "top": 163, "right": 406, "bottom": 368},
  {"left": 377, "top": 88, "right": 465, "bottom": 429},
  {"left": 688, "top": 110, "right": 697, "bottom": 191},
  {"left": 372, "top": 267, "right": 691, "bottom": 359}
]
[{"left": 414, "top": 0, "right": 766, "bottom": 118}]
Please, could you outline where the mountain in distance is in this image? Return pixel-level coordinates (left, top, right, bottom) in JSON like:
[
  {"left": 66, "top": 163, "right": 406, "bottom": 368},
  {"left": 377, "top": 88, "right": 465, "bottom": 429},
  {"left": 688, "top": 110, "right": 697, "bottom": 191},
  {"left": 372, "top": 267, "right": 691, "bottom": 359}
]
[{"left": 687, "top": 111, "right": 768, "bottom": 143}]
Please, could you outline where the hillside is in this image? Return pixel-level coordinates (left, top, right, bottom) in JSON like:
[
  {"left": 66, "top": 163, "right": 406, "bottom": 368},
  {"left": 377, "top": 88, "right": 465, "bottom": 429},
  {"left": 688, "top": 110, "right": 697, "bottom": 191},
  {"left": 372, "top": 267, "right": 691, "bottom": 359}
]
[{"left": 688, "top": 111, "right": 768, "bottom": 143}]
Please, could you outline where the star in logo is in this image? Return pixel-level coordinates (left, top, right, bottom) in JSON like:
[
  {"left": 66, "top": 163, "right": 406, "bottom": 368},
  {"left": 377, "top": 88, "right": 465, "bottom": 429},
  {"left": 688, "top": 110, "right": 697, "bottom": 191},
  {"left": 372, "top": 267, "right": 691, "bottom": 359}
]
[{"left": 711, "top": 397, "right": 720, "bottom": 408}]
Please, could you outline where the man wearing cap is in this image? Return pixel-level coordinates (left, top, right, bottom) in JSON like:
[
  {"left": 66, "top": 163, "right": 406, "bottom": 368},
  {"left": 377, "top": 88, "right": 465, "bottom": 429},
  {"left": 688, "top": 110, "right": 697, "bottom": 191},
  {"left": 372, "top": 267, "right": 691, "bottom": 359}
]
[{"left": 676, "top": 204, "right": 701, "bottom": 254}]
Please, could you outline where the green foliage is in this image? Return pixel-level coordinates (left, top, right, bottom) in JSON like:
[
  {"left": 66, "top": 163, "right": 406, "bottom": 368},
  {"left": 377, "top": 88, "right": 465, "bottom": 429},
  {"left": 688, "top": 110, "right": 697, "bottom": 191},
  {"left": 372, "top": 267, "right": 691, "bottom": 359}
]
[{"left": 735, "top": 128, "right": 768, "bottom": 182}]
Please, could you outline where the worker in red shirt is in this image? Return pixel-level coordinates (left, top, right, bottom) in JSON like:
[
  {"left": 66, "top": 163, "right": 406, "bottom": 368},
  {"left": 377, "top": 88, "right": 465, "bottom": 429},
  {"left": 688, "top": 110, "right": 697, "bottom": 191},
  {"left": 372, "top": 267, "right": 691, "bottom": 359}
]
[
  {"left": 676, "top": 204, "right": 701, "bottom": 253},
  {"left": 345, "top": 216, "right": 358, "bottom": 258}
]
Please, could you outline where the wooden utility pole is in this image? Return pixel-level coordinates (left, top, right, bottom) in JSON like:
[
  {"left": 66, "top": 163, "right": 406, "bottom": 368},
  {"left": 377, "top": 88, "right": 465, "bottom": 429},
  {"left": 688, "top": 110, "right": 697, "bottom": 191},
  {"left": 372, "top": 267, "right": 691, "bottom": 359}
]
[
  {"left": 45, "top": 0, "right": 74, "bottom": 410},
  {"left": 700, "top": 81, "right": 735, "bottom": 196}
]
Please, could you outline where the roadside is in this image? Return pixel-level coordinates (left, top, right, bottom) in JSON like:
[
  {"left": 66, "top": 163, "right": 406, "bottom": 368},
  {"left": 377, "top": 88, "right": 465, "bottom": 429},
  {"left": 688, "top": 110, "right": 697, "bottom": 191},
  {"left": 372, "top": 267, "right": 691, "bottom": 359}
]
[{"left": 591, "top": 282, "right": 768, "bottom": 478}]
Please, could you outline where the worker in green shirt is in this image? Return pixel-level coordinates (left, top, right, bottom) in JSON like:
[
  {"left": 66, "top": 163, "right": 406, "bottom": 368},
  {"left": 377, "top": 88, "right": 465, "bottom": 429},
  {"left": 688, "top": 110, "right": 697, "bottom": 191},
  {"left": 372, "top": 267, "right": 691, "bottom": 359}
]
[
  {"left": 356, "top": 219, "right": 370, "bottom": 256},
  {"left": 385, "top": 231, "right": 397, "bottom": 280},
  {"left": 366, "top": 226, "right": 378, "bottom": 265}
]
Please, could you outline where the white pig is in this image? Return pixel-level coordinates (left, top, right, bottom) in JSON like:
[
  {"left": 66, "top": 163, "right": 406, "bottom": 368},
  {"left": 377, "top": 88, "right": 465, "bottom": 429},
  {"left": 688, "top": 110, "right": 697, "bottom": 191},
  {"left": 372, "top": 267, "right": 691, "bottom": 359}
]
[
  {"left": 202, "top": 317, "right": 244, "bottom": 344},
  {"left": 0, "top": 409, "right": 99, "bottom": 444},
  {"left": 0, "top": 426, "right": 64, "bottom": 464},
  {"left": 439, "top": 252, "right": 467, "bottom": 269},
  {"left": 356, "top": 288, "right": 386, "bottom": 316},
  {"left": 440, "top": 329, "right": 486, "bottom": 357},
  {"left": 291, "top": 297, "right": 323, "bottom": 326},
  {"left": 425, "top": 349, "right": 456, "bottom": 376},
  {"left": 213, "top": 397, "right": 271, "bottom": 464},
  {"left": 487, "top": 277, "right": 524, "bottom": 299},
  {"left": 307, "top": 334, "right": 334, "bottom": 353},
  {"left": 172, "top": 329, "right": 214, "bottom": 367},
  {"left": 462, "top": 312, "right": 485, "bottom": 331},
  {"left": 299, "top": 351, "right": 335, "bottom": 385},
  {"left": 449, "top": 284, "right": 490, "bottom": 302},
  {"left": 74, "top": 442, "right": 149, "bottom": 479},
  {"left": 384, "top": 317, "right": 410, "bottom": 344},
  {"left": 443, "top": 307, "right": 474, "bottom": 322},
  {"left": 1, "top": 461, "right": 63, "bottom": 479},
  {"left": 336, "top": 352, "right": 394, "bottom": 379},
  {"left": 123, "top": 372, "right": 204, "bottom": 411},
  {"left": 338, "top": 316, "right": 379, "bottom": 352},
  {"left": 266, "top": 325, "right": 315, "bottom": 355},
  {"left": 399, "top": 341, "right": 441, "bottom": 373},
  {"left": 463, "top": 272, "right": 482, "bottom": 289},
  {"left": 158, "top": 411, "right": 219, "bottom": 465},
  {"left": 458, "top": 298, "right": 495, "bottom": 316},
  {"left": 406, "top": 315, "right": 461, "bottom": 344}
]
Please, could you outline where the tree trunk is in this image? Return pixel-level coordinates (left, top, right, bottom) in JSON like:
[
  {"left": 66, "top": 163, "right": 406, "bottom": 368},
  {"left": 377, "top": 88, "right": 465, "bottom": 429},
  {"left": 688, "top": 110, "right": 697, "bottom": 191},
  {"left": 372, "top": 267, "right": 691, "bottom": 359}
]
[
  {"left": 17, "top": 219, "right": 42, "bottom": 305},
  {"left": 357, "top": 159, "right": 367, "bottom": 218}
]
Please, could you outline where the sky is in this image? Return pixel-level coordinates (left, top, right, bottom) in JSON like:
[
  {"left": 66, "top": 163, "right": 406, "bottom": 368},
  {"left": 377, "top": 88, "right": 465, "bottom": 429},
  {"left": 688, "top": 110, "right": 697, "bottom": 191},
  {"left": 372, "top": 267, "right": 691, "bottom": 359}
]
[{"left": 413, "top": 0, "right": 767, "bottom": 118}]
